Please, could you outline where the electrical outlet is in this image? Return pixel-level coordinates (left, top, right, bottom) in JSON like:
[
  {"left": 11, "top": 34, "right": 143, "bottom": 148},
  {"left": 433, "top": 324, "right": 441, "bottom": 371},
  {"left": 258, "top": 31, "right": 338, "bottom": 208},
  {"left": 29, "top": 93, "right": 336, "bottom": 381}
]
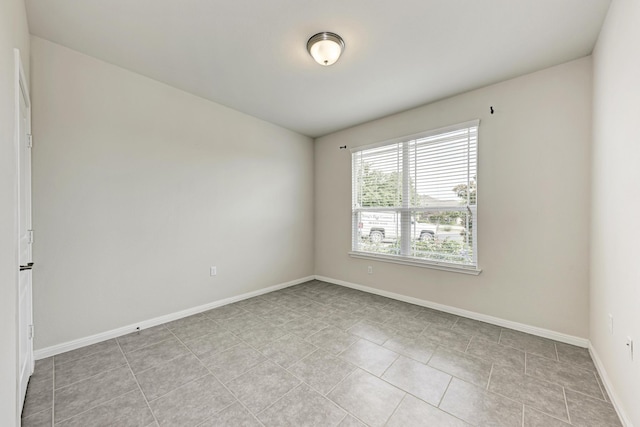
[
  {"left": 210, "top": 266, "right": 217, "bottom": 276},
  {"left": 609, "top": 314, "right": 613, "bottom": 335},
  {"left": 627, "top": 337, "right": 634, "bottom": 360},
  {"left": 367, "top": 266, "right": 373, "bottom": 274}
]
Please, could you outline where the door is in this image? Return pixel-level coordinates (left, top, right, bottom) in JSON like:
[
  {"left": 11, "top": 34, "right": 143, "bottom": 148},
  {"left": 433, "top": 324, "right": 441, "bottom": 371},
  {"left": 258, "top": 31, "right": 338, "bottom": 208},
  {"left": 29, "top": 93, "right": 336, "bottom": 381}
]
[{"left": 16, "top": 49, "right": 34, "bottom": 414}]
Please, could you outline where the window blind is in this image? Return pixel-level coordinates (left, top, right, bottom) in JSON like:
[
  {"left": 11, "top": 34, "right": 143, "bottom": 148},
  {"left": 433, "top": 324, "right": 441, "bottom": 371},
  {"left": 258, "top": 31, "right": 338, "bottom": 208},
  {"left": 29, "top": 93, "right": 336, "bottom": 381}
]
[{"left": 351, "top": 120, "right": 478, "bottom": 269}]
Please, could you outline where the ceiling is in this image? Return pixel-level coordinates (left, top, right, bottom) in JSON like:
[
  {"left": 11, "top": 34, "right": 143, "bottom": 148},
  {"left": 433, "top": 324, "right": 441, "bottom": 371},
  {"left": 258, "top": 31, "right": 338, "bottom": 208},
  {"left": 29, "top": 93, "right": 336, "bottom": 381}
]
[{"left": 25, "top": 0, "right": 611, "bottom": 138}]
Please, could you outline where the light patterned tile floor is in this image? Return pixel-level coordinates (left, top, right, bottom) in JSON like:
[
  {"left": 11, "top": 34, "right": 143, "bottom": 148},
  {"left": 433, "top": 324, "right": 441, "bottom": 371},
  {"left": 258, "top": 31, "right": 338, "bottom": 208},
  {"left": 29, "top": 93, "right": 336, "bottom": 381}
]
[{"left": 21, "top": 280, "right": 623, "bottom": 426}]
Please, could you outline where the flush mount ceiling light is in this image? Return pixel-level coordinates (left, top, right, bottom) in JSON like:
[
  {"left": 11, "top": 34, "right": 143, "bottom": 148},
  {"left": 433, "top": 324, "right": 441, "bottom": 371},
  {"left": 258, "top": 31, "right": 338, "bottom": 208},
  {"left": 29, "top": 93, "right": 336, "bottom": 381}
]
[{"left": 307, "top": 32, "right": 345, "bottom": 66}]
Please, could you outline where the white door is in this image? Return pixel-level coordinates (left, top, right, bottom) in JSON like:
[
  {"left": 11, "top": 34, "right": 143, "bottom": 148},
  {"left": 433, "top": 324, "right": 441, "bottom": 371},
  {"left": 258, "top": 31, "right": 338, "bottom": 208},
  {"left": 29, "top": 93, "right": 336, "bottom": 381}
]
[{"left": 16, "top": 49, "right": 34, "bottom": 414}]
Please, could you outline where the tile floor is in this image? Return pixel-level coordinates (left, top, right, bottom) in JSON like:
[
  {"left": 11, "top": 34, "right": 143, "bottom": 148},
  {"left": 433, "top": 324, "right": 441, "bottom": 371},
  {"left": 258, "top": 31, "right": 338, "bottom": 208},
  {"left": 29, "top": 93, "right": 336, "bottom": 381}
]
[{"left": 21, "top": 280, "right": 623, "bottom": 426}]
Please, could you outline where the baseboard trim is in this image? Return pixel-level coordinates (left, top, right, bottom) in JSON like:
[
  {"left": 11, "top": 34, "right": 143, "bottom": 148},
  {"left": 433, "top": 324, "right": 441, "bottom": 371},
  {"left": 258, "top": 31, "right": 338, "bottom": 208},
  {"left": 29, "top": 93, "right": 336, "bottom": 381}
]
[
  {"left": 34, "top": 275, "right": 314, "bottom": 360},
  {"left": 588, "top": 344, "right": 634, "bottom": 427},
  {"left": 319, "top": 272, "right": 631, "bottom": 424},
  {"left": 315, "top": 275, "right": 589, "bottom": 348}
]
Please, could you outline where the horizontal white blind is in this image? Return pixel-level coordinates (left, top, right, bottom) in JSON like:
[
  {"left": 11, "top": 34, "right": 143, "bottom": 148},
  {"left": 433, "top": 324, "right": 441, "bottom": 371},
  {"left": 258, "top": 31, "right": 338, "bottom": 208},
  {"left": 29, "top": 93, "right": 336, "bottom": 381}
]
[
  {"left": 410, "top": 126, "right": 477, "bottom": 208},
  {"left": 352, "top": 121, "right": 478, "bottom": 268},
  {"left": 353, "top": 143, "right": 402, "bottom": 208}
]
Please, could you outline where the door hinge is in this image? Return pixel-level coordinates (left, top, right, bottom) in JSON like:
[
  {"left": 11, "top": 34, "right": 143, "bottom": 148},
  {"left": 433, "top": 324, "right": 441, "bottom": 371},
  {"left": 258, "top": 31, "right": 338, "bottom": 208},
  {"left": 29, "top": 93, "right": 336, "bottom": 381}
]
[
  {"left": 27, "top": 134, "right": 33, "bottom": 148},
  {"left": 28, "top": 325, "right": 34, "bottom": 340},
  {"left": 28, "top": 230, "right": 34, "bottom": 244}
]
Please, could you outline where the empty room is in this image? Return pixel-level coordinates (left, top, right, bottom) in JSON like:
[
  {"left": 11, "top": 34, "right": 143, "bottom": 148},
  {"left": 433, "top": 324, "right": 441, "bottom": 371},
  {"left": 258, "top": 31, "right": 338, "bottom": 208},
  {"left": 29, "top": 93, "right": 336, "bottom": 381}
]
[{"left": 2, "top": 0, "right": 639, "bottom": 426}]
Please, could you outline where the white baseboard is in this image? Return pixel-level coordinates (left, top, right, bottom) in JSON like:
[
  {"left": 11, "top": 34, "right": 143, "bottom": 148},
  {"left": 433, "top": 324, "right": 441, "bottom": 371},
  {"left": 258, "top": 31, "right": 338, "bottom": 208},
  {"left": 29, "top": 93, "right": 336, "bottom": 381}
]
[
  {"left": 589, "top": 344, "right": 634, "bottom": 427},
  {"left": 315, "top": 276, "right": 631, "bottom": 425},
  {"left": 36, "top": 273, "right": 588, "bottom": 357},
  {"left": 34, "top": 275, "right": 314, "bottom": 360},
  {"left": 315, "top": 275, "right": 589, "bottom": 348},
  {"left": 35, "top": 273, "right": 631, "bottom": 425}
]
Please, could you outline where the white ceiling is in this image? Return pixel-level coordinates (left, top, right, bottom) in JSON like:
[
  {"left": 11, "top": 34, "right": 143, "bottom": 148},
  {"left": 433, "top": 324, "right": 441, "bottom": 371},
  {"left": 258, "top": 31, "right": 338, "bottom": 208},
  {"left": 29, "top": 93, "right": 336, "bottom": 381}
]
[{"left": 25, "top": 0, "right": 611, "bottom": 138}]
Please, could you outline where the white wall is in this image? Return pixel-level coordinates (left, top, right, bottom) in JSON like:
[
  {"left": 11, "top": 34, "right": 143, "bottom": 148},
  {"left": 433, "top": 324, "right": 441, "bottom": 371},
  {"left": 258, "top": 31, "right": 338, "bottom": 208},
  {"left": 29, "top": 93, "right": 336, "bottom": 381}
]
[
  {"left": 315, "top": 58, "right": 592, "bottom": 338},
  {"left": 591, "top": 0, "right": 640, "bottom": 424},
  {"left": 31, "top": 37, "right": 314, "bottom": 350},
  {"left": 0, "top": 0, "right": 30, "bottom": 424}
]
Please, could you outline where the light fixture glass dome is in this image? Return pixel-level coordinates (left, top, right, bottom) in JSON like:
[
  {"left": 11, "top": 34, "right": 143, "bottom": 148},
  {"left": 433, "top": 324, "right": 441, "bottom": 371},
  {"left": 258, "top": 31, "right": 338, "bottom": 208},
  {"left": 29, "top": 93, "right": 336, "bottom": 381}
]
[{"left": 307, "top": 32, "right": 345, "bottom": 66}]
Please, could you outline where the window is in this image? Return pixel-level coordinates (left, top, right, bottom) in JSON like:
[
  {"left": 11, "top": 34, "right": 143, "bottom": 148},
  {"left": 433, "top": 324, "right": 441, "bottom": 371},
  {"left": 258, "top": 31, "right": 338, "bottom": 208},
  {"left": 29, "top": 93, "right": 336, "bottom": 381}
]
[{"left": 350, "top": 120, "right": 479, "bottom": 274}]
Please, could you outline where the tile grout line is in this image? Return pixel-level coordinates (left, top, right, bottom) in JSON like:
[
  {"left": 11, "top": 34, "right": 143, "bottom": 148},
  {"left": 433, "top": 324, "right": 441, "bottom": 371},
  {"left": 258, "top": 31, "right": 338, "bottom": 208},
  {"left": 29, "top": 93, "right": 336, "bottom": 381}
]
[
  {"left": 280, "top": 284, "right": 617, "bottom": 423},
  {"left": 51, "top": 357, "right": 55, "bottom": 426},
  {"left": 52, "top": 345, "right": 134, "bottom": 391},
  {"left": 562, "top": 387, "right": 572, "bottom": 425},
  {"left": 336, "top": 413, "right": 350, "bottom": 426},
  {"left": 54, "top": 388, "right": 146, "bottom": 425},
  {"left": 522, "top": 365, "right": 611, "bottom": 407},
  {"left": 194, "top": 370, "right": 265, "bottom": 427},
  {"left": 523, "top": 353, "right": 582, "bottom": 397},
  {"left": 526, "top": 404, "right": 575, "bottom": 425},
  {"left": 464, "top": 335, "right": 473, "bottom": 353},
  {"left": 115, "top": 324, "right": 171, "bottom": 355},
  {"left": 336, "top": 336, "right": 361, "bottom": 358},
  {"left": 566, "top": 385, "right": 613, "bottom": 404},
  {"left": 192, "top": 400, "right": 250, "bottom": 427},
  {"left": 202, "top": 310, "right": 279, "bottom": 352},
  {"left": 122, "top": 335, "right": 185, "bottom": 364},
  {"left": 144, "top": 369, "right": 212, "bottom": 405},
  {"left": 379, "top": 354, "right": 401, "bottom": 378},
  {"left": 253, "top": 382, "right": 305, "bottom": 419},
  {"left": 167, "top": 323, "right": 267, "bottom": 427},
  {"left": 258, "top": 377, "right": 349, "bottom": 424},
  {"left": 383, "top": 393, "right": 408, "bottom": 426},
  {"left": 201, "top": 348, "right": 264, "bottom": 385},
  {"left": 197, "top": 366, "right": 265, "bottom": 424},
  {"left": 116, "top": 339, "right": 160, "bottom": 427},
  {"left": 289, "top": 350, "right": 356, "bottom": 394},
  {"left": 372, "top": 363, "right": 472, "bottom": 418},
  {"left": 451, "top": 316, "right": 461, "bottom": 329},
  {"left": 424, "top": 344, "right": 436, "bottom": 365},
  {"left": 525, "top": 352, "right": 612, "bottom": 404},
  {"left": 37, "top": 282, "right": 619, "bottom": 426},
  {"left": 436, "top": 376, "right": 453, "bottom": 408},
  {"left": 282, "top": 349, "right": 359, "bottom": 398},
  {"left": 593, "top": 370, "right": 607, "bottom": 401},
  {"left": 319, "top": 369, "right": 370, "bottom": 426},
  {"left": 284, "top": 346, "right": 323, "bottom": 370},
  {"left": 53, "top": 347, "right": 151, "bottom": 425},
  {"left": 52, "top": 346, "right": 114, "bottom": 369},
  {"left": 322, "top": 365, "right": 358, "bottom": 399},
  {"left": 117, "top": 349, "right": 189, "bottom": 380},
  {"left": 486, "top": 363, "right": 494, "bottom": 391},
  {"left": 49, "top": 363, "right": 133, "bottom": 423}
]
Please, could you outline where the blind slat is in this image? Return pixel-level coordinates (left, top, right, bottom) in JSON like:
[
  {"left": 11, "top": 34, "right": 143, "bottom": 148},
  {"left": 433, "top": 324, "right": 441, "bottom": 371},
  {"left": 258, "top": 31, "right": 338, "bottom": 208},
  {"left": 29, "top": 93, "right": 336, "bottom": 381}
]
[{"left": 352, "top": 121, "right": 478, "bottom": 268}]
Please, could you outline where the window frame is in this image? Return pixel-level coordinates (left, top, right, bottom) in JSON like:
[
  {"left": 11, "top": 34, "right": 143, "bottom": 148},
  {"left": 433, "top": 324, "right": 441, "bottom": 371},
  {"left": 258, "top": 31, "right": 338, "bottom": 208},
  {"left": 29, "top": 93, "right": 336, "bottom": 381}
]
[{"left": 349, "top": 120, "right": 481, "bottom": 275}]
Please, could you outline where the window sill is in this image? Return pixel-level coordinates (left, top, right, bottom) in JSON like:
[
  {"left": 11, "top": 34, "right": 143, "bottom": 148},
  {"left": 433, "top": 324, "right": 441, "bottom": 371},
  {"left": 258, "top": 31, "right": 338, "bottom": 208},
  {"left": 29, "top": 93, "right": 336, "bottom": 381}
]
[{"left": 348, "top": 251, "right": 482, "bottom": 275}]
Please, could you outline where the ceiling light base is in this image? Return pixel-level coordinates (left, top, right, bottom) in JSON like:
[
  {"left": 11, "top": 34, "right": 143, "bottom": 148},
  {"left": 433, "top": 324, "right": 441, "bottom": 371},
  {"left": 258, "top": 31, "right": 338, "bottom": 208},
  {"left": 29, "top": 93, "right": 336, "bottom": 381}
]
[{"left": 307, "top": 32, "right": 345, "bottom": 66}]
